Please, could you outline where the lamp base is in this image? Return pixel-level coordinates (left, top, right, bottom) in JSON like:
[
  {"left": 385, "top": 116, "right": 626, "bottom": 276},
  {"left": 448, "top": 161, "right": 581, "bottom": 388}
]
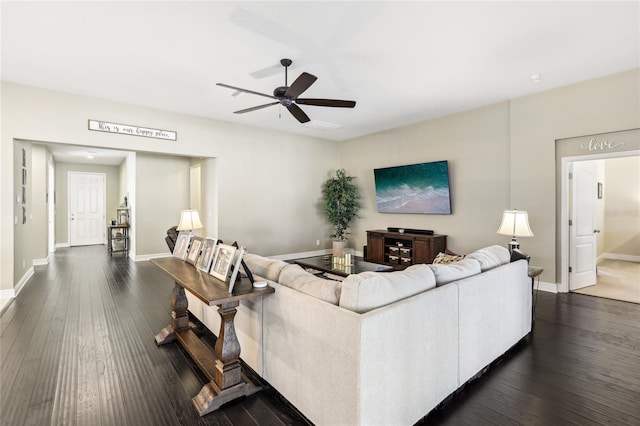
[{"left": 508, "top": 239, "right": 520, "bottom": 253}]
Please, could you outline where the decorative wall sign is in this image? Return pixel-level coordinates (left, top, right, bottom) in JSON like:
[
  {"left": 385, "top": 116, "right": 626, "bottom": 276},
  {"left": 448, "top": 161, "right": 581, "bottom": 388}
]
[
  {"left": 88, "top": 119, "right": 177, "bottom": 141},
  {"left": 556, "top": 128, "right": 639, "bottom": 158}
]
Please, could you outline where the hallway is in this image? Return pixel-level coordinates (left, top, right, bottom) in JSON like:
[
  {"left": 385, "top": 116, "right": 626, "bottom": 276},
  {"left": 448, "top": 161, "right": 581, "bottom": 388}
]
[{"left": 573, "top": 259, "right": 640, "bottom": 304}]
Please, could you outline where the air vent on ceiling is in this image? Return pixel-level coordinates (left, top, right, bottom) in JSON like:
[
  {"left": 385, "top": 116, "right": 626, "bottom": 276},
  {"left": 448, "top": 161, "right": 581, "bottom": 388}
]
[{"left": 302, "top": 120, "right": 342, "bottom": 131}]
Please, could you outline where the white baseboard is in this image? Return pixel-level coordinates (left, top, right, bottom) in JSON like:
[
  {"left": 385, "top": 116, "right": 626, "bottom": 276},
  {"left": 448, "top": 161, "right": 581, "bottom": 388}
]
[
  {"left": 0, "top": 289, "right": 16, "bottom": 299},
  {"left": 535, "top": 281, "right": 558, "bottom": 293},
  {"left": 55, "top": 242, "right": 70, "bottom": 249},
  {"left": 134, "top": 252, "right": 172, "bottom": 262},
  {"left": 15, "top": 267, "right": 34, "bottom": 296},
  {"left": 601, "top": 253, "right": 640, "bottom": 263},
  {"left": 33, "top": 256, "right": 49, "bottom": 266}
]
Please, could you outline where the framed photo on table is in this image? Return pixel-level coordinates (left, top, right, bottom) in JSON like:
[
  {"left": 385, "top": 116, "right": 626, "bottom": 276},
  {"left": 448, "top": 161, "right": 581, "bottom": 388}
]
[
  {"left": 197, "top": 237, "right": 217, "bottom": 272},
  {"left": 210, "top": 243, "right": 236, "bottom": 282},
  {"left": 186, "top": 236, "right": 203, "bottom": 265},
  {"left": 172, "top": 231, "right": 192, "bottom": 260}
]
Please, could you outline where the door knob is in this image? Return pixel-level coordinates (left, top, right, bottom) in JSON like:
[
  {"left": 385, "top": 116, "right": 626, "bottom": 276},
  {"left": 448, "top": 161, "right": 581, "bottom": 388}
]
[{"left": 594, "top": 229, "right": 601, "bottom": 233}]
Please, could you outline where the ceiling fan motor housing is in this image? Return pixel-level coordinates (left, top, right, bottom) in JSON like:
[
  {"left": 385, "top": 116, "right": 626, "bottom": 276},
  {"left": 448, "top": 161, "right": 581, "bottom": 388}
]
[{"left": 273, "top": 86, "right": 289, "bottom": 98}]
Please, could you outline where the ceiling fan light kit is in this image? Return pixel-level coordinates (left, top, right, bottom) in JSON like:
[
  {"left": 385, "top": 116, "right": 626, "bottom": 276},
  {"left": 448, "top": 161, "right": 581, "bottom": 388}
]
[{"left": 217, "top": 58, "right": 356, "bottom": 124}]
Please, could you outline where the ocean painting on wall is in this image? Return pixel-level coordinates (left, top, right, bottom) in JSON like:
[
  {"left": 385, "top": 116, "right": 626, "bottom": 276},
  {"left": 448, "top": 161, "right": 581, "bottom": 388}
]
[{"left": 374, "top": 160, "right": 452, "bottom": 214}]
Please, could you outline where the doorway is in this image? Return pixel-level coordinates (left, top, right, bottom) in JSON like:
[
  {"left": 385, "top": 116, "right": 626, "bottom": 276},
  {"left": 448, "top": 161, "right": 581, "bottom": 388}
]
[
  {"left": 562, "top": 153, "right": 640, "bottom": 303},
  {"left": 68, "top": 171, "right": 106, "bottom": 246}
]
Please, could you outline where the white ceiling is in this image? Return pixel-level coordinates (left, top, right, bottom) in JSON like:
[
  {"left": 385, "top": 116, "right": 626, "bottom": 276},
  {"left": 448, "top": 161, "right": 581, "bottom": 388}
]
[{"left": 2, "top": 1, "right": 639, "bottom": 144}]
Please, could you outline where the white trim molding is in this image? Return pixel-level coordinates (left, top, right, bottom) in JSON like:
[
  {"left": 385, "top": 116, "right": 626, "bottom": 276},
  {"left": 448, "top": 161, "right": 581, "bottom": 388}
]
[
  {"left": 15, "top": 266, "right": 34, "bottom": 296},
  {"left": 0, "top": 289, "right": 16, "bottom": 300},
  {"left": 536, "top": 281, "right": 558, "bottom": 293},
  {"left": 601, "top": 253, "right": 640, "bottom": 263},
  {"left": 33, "top": 256, "right": 50, "bottom": 266},
  {"left": 134, "top": 252, "right": 172, "bottom": 262}
]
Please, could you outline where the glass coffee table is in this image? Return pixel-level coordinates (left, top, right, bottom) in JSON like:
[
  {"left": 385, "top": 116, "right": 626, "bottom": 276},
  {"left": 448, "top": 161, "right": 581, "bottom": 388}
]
[{"left": 292, "top": 255, "right": 393, "bottom": 278}]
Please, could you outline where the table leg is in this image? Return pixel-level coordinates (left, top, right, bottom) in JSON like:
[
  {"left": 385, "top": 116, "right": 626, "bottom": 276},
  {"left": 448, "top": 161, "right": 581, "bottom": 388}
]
[
  {"left": 192, "top": 300, "right": 260, "bottom": 416},
  {"left": 155, "top": 282, "right": 189, "bottom": 345},
  {"left": 214, "top": 301, "right": 242, "bottom": 390}
]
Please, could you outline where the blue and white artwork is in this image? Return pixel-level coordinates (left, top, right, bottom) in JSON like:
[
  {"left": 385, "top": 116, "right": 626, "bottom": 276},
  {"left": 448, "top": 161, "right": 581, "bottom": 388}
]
[{"left": 374, "top": 160, "right": 452, "bottom": 214}]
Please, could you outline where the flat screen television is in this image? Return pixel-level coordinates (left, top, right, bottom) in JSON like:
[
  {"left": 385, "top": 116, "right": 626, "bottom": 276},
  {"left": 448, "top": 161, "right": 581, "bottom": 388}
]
[{"left": 373, "top": 160, "right": 452, "bottom": 214}]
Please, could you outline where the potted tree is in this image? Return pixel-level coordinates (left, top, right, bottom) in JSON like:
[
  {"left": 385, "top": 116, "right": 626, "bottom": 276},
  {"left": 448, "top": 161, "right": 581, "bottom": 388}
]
[{"left": 321, "top": 169, "right": 361, "bottom": 256}]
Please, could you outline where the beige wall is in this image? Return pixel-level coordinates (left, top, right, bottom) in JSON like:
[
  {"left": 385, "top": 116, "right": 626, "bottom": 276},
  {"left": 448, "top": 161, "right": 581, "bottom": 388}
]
[
  {"left": 342, "top": 69, "right": 640, "bottom": 285},
  {"left": 12, "top": 141, "right": 32, "bottom": 280},
  {"left": 31, "top": 145, "right": 49, "bottom": 261},
  {"left": 1, "top": 81, "right": 338, "bottom": 290},
  {"left": 135, "top": 153, "right": 190, "bottom": 256},
  {"left": 340, "top": 102, "right": 510, "bottom": 255},
  {"left": 2, "top": 70, "right": 638, "bottom": 290},
  {"left": 604, "top": 156, "right": 640, "bottom": 257},
  {"left": 509, "top": 69, "right": 639, "bottom": 283}
]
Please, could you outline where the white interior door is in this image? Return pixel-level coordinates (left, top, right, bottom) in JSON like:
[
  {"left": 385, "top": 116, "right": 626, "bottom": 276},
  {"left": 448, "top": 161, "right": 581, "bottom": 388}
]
[
  {"left": 570, "top": 161, "right": 598, "bottom": 290},
  {"left": 69, "top": 172, "right": 105, "bottom": 246}
]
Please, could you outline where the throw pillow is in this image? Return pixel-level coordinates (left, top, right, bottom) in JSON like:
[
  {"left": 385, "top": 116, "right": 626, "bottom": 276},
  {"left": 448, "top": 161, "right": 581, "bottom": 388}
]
[{"left": 433, "top": 252, "right": 464, "bottom": 264}]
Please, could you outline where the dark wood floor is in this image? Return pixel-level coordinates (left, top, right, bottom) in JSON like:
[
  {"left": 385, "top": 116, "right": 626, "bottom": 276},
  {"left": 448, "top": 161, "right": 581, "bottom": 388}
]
[{"left": 2, "top": 246, "right": 639, "bottom": 425}]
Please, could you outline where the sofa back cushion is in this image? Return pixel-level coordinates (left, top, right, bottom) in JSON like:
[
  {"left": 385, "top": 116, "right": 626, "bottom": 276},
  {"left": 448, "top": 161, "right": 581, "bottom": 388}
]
[
  {"left": 465, "top": 245, "right": 510, "bottom": 272},
  {"left": 242, "top": 253, "right": 289, "bottom": 282},
  {"left": 278, "top": 264, "right": 342, "bottom": 304},
  {"left": 428, "top": 258, "right": 482, "bottom": 286},
  {"left": 339, "top": 264, "right": 436, "bottom": 313}
]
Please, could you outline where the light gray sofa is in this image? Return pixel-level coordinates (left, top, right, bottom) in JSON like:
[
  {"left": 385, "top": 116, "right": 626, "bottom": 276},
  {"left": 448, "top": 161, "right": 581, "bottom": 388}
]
[{"left": 184, "top": 245, "right": 531, "bottom": 425}]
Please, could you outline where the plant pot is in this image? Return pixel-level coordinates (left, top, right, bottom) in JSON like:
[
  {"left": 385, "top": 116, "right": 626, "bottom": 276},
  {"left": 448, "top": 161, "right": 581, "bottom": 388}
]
[{"left": 332, "top": 240, "right": 348, "bottom": 257}]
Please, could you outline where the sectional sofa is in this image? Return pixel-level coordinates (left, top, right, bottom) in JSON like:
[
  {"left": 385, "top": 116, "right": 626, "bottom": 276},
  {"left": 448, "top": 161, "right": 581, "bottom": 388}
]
[{"left": 184, "top": 245, "right": 532, "bottom": 425}]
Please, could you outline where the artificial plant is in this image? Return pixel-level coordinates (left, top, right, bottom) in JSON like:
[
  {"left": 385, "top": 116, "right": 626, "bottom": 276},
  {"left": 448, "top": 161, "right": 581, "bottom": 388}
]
[{"left": 321, "top": 169, "right": 361, "bottom": 241}]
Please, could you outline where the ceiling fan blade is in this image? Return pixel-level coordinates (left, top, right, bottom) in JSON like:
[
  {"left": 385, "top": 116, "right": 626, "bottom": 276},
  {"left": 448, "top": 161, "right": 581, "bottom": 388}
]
[
  {"left": 286, "top": 103, "right": 310, "bottom": 123},
  {"left": 296, "top": 98, "right": 356, "bottom": 108},
  {"left": 234, "top": 102, "right": 279, "bottom": 114},
  {"left": 285, "top": 72, "right": 317, "bottom": 99},
  {"left": 216, "top": 83, "right": 276, "bottom": 100}
]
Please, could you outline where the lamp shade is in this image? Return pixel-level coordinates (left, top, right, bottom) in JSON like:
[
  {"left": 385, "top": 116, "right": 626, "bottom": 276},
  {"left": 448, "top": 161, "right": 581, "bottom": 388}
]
[
  {"left": 497, "top": 210, "right": 534, "bottom": 238},
  {"left": 177, "top": 209, "right": 203, "bottom": 231}
]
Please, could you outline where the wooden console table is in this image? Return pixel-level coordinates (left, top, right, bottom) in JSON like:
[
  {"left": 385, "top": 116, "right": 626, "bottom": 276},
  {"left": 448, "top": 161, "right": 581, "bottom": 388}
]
[{"left": 151, "top": 257, "right": 274, "bottom": 416}]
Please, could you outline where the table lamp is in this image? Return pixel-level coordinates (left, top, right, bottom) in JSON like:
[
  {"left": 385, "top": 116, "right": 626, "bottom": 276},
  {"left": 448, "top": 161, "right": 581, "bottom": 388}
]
[
  {"left": 497, "top": 209, "right": 534, "bottom": 252},
  {"left": 177, "top": 209, "right": 203, "bottom": 234}
]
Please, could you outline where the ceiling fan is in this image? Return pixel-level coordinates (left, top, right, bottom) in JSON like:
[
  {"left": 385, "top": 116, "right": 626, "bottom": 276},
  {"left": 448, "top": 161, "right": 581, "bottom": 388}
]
[{"left": 216, "top": 58, "right": 356, "bottom": 123}]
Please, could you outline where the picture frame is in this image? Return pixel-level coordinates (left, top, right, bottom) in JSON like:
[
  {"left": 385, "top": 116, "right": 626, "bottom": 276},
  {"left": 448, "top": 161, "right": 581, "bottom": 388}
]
[
  {"left": 186, "top": 236, "right": 203, "bottom": 265},
  {"left": 227, "top": 246, "right": 246, "bottom": 293},
  {"left": 172, "top": 231, "right": 192, "bottom": 260},
  {"left": 210, "top": 243, "right": 237, "bottom": 282},
  {"left": 197, "top": 237, "right": 217, "bottom": 272}
]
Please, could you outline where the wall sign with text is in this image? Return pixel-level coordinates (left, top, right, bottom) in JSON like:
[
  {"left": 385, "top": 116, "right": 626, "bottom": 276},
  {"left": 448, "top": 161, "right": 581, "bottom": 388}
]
[{"left": 88, "top": 119, "right": 177, "bottom": 141}]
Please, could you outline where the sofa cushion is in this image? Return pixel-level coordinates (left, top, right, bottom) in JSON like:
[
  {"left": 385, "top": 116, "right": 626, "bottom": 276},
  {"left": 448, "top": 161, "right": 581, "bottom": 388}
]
[
  {"left": 465, "top": 245, "right": 510, "bottom": 272},
  {"left": 339, "top": 264, "right": 436, "bottom": 313},
  {"left": 278, "top": 264, "right": 342, "bottom": 304},
  {"left": 428, "top": 258, "right": 481, "bottom": 286},
  {"left": 242, "top": 253, "right": 289, "bottom": 282}
]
